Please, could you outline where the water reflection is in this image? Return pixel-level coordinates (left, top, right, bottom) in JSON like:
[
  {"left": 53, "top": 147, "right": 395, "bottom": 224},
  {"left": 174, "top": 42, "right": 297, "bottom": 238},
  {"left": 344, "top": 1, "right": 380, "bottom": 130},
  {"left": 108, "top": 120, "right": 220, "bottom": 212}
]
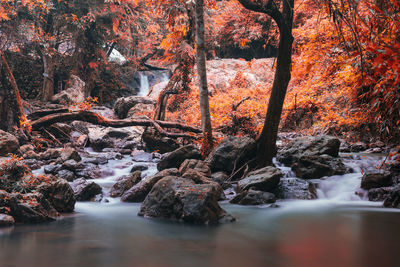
[{"left": 1, "top": 203, "right": 400, "bottom": 267}]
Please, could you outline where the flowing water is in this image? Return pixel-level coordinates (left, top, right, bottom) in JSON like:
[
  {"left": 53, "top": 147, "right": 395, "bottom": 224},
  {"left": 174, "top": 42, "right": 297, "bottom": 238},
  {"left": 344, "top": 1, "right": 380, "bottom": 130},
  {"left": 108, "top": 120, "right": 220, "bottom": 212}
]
[
  {"left": 2, "top": 152, "right": 400, "bottom": 267},
  {"left": 137, "top": 71, "right": 169, "bottom": 97}
]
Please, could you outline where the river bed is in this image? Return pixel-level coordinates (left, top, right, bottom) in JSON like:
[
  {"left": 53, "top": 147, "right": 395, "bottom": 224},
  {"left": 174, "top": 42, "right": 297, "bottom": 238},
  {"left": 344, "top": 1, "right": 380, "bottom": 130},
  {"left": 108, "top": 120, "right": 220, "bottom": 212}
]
[{"left": 2, "top": 152, "right": 400, "bottom": 267}]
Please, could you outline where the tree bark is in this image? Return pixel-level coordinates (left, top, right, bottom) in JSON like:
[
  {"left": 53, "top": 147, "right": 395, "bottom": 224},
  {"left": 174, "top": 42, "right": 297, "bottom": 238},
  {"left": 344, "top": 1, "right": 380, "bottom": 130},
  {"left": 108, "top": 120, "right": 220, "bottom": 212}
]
[
  {"left": 195, "top": 0, "right": 213, "bottom": 155},
  {"left": 41, "top": 53, "right": 55, "bottom": 101},
  {"left": 30, "top": 110, "right": 202, "bottom": 137},
  {"left": 238, "top": 0, "right": 294, "bottom": 166},
  {"left": 0, "top": 50, "right": 27, "bottom": 128}
]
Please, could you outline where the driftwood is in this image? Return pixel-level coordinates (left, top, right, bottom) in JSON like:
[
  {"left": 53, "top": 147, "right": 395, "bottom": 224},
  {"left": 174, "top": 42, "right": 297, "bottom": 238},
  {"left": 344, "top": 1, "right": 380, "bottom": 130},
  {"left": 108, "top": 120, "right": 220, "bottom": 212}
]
[{"left": 30, "top": 110, "right": 201, "bottom": 138}]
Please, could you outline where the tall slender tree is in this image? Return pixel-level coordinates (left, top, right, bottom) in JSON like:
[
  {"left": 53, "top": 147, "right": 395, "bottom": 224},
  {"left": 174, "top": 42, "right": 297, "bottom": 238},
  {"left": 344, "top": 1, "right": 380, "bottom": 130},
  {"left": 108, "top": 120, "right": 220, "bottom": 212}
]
[
  {"left": 238, "top": 0, "right": 294, "bottom": 166},
  {"left": 195, "top": 0, "right": 213, "bottom": 155}
]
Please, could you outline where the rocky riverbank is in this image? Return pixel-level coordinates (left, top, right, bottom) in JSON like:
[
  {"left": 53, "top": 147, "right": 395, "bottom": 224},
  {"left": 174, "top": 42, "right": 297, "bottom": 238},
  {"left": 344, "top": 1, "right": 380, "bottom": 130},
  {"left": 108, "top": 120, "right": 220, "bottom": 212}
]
[{"left": 1, "top": 98, "right": 399, "bottom": 227}]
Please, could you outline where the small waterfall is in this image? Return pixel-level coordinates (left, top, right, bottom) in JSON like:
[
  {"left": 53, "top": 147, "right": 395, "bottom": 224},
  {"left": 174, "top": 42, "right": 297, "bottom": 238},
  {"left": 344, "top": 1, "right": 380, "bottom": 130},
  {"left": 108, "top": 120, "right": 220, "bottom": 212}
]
[
  {"left": 138, "top": 73, "right": 150, "bottom": 96},
  {"left": 161, "top": 72, "right": 169, "bottom": 82}
]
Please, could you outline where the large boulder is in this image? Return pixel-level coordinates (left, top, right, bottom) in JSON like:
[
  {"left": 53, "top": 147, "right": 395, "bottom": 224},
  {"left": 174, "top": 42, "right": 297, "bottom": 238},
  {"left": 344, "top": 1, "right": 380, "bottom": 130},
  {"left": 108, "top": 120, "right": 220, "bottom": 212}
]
[
  {"left": 368, "top": 187, "right": 393, "bottom": 202},
  {"left": 70, "top": 178, "right": 102, "bottom": 201},
  {"left": 0, "top": 191, "right": 59, "bottom": 224},
  {"left": 361, "top": 171, "right": 392, "bottom": 190},
  {"left": 138, "top": 176, "right": 235, "bottom": 224},
  {"left": 179, "top": 159, "right": 211, "bottom": 177},
  {"left": 277, "top": 135, "right": 340, "bottom": 165},
  {"left": 157, "top": 145, "right": 201, "bottom": 171},
  {"left": 114, "top": 96, "right": 155, "bottom": 119},
  {"left": 110, "top": 171, "right": 142, "bottom": 197},
  {"left": 237, "top": 166, "right": 282, "bottom": 192},
  {"left": 291, "top": 155, "right": 350, "bottom": 179},
  {"left": 273, "top": 178, "right": 317, "bottom": 200},
  {"left": 37, "top": 179, "right": 76, "bottom": 212},
  {"left": 383, "top": 185, "right": 400, "bottom": 208},
  {"left": 0, "top": 213, "right": 15, "bottom": 226},
  {"left": 121, "top": 168, "right": 179, "bottom": 202},
  {"left": 230, "top": 189, "right": 276, "bottom": 205},
  {"left": 206, "top": 136, "right": 256, "bottom": 174},
  {"left": 51, "top": 75, "right": 85, "bottom": 105},
  {"left": 0, "top": 130, "right": 19, "bottom": 156},
  {"left": 87, "top": 126, "right": 143, "bottom": 151},
  {"left": 142, "top": 128, "right": 179, "bottom": 153}
]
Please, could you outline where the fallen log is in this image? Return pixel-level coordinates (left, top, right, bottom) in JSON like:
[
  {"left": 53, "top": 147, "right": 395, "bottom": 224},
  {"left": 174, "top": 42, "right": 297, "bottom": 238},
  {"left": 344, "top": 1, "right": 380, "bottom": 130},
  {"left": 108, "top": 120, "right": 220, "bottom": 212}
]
[
  {"left": 30, "top": 110, "right": 201, "bottom": 138},
  {"left": 27, "top": 108, "right": 70, "bottom": 121}
]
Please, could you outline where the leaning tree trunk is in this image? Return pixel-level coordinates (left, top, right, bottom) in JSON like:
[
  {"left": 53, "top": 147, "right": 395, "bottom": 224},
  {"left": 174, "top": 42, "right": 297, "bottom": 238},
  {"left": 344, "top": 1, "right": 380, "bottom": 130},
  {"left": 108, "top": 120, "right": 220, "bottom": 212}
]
[
  {"left": 257, "top": 1, "right": 294, "bottom": 166},
  {"left": 195, "top": 0, "right": 213, "bottom": 155},
  {"left": 238, "top": 0, "right": 294, "bottom": 166},
  {"left": 0, "top": 50, "right": 27, "bottom": 130}
]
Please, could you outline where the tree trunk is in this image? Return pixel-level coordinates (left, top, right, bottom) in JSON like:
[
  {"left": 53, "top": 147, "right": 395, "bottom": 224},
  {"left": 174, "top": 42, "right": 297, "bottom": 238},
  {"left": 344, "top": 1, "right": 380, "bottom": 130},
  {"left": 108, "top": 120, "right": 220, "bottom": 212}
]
[
  {"left": 195, "top": 0, "right": 213, "bottom": 155},
  {"left": 41, "top": 53, "right": 55, "bottom": 101},
  {"left": 237, "top": 0, "right": 294, "bottom": 166},
  {"left": 257, "top": 1, "right": 294, "bottom": 166},
  {"left": 0, "top": 50, "right": 27, "bottom": 129}
]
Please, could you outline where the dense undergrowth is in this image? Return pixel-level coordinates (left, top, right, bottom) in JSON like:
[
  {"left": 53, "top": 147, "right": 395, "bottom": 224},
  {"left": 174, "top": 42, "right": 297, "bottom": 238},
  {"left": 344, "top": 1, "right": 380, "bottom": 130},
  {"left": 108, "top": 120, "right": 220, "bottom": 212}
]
[{"left": 167, "top": 0, "right": 400, "bottom": 144}]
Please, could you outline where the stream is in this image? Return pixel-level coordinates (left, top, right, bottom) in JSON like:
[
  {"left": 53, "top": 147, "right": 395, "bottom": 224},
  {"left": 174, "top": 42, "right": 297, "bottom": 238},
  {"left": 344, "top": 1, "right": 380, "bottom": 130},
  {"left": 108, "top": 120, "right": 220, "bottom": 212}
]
[{"left": 1, "top": 151, "right": 400, "bottom": 267}]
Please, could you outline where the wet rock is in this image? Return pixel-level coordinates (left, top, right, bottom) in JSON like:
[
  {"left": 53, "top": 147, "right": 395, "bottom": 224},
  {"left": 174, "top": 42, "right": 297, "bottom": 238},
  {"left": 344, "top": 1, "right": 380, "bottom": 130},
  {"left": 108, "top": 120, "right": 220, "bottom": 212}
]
[
  {"left": 121, "top": 140, "right": 137, "bottom": 150},
  {"left": 181, "top": 169, "right": 220, "bottom": 188},
  {"left": 23, "top": 150, "right": 40, "bottom": 160},
  {"left": 130, "top": 164, "right": 149, "bottom": 173},
  {"left": 179, "top": 159, "right": 211, "bottom": 177},
  {"left": 0, "top": 214, "right": 15, "bottom": 226},
  {"left": 384, "top": 185, "right": 400, "bottom": 208},
  {"left": 60, "top": 147, "right": 81, "bottom": 162},
  {"left": 20, "top": 144, "right": 34, "bottom": 154},
  {"left": 273, "top": 178, "right": 317, "bottom": 200},
  {"left": 132, "top": 152, "right": 153, "bottom": 162},
  {"left": 62, "top": 159, "right": 83, "bottom": 172},
  {"left": 142, "top": 127, "right": 180, "bottom": 154},
  {"left": 361, "top": 171, "right": 392, "bottom": 190},
  {"left": 22, "top": 159, "right": 42, "bottom": 170},
  {"left": 70, "top": 121, "right": 90, "bottom": 135},
  {"left": 88, "top": 126, "right": 142, "bottom": 151},
  {"left": 206, "top": 136, "right": 257, "bottom": 174},
  {"left": 44, "top": 164, "right": 62, "bottom": 175},
  {"left": 114, "top": 96, "right": 156, "bottom": 119},
  {"left": 157, "top": 145, "right": 201, "bottom": 171},
  {"left": 292, "top": 155, "right": 350, "bottom": 179},
  {"left": 1, "top": 192, "right": 59, "bottom": 223},
  {"left": 0, "top": 129, "right": 20, "bottom": 156},
  {"left": 138, "top": 176, "right": 235, "bottom": 224},
  {"left": 56, "top": 169, "right": 75, "bottom": 181},
  {"left": 211, "top": 172, "right": 231, "bottom": 189},
  {"left": 70, "top": 178, "right": 102, "bottom": 201},
  {"left": 368, "top": 187, "right": 393, "bottom": 202},
  {"left": 90, "top": 136, "right": 114, "bottom": 152},
  {"left": 110, "top": 171, "right": 142, "bottom": 197},
  {"left": 121, "top": 168, "right": 179, "bottom": 202},
  {"left": 83, "top": 156, "right": 108, "bottom": 165},
  {"left": 74, "top": 163, "right": 102, "bottom": 179},
  {"left": 230, "top": 189, "right": 276, "bottom": 205},
  {"left": 277, "top": 135, "right": 340, "bottom": 165},
  {"left": 238, "top": 166, "right": 282, "bottom": 192},
  {"left": 350, "top": 142, "right": 368, "bottom": 152},
  {"left": 51, "top": 75, "right": 85, "bottom": 105},
  {"left": 37, "top": 179, "right": 76, "bottom": 212},
  {"left": 40, "top": 148, "right": 62, "bottom": 161}
]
